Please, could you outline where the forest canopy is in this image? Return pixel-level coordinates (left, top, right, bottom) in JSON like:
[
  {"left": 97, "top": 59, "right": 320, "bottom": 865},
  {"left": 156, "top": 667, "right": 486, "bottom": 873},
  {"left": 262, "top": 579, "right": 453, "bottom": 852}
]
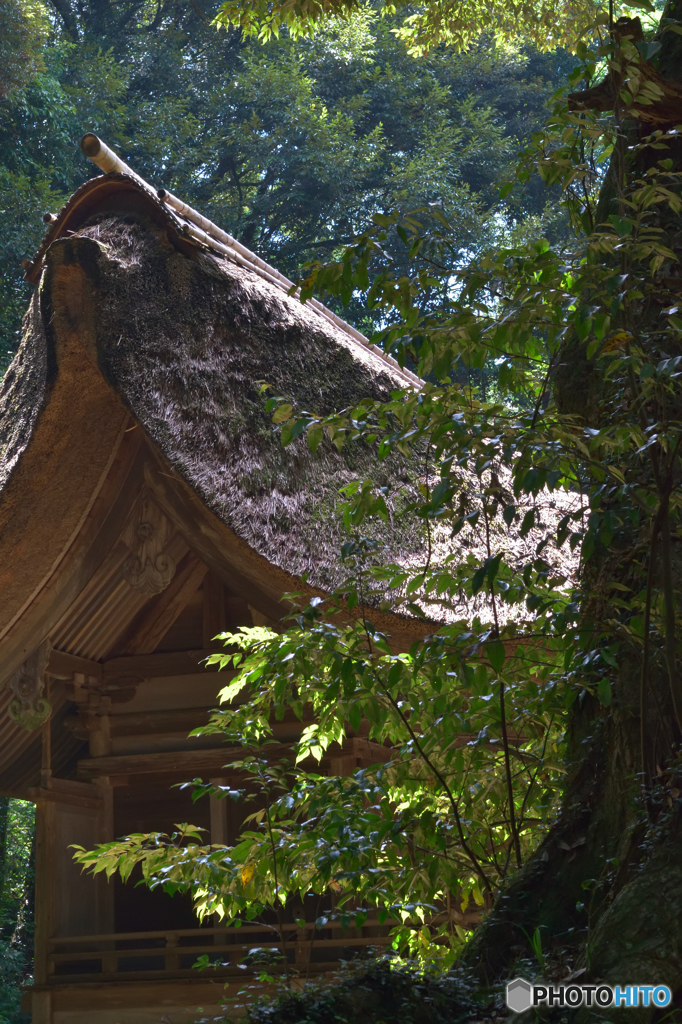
[
  {"left": 0, "top": 0, "right": 576, "bottom": 372},
  {"left": 211, "top": 0, "right": 608, "bottom": 53}
]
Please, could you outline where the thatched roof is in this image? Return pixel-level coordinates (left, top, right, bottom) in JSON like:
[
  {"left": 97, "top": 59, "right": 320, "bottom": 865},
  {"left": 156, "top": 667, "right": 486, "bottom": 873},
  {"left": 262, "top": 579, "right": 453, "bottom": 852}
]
[
  {"left": 12, "top": 173, "right": 425, "bottom": 594},
  {"left": 0, "top": 163, "right": 432, "bottom": 731}
]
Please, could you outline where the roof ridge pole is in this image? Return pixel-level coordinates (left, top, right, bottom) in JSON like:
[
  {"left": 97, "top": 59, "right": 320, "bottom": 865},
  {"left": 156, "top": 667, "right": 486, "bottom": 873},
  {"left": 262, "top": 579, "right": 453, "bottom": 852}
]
[
  {"left": 181, "top": 219, "right": 300, "bottom": 293},
  {"left": 80, "top": 134, "right": 149, "bottom": 190},
  {"left": 158, "top": 189, "right": 363, "bottom": 341}
]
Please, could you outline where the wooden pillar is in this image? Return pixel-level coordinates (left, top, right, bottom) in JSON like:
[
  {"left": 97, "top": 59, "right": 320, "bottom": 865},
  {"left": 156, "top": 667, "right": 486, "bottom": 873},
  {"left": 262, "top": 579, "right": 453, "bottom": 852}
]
[
  {"left": 40, "top": 679, "right": 51, "bottom": 788},
  {"left": 88, "top": 694, "right": 112, "bottom": 757},
  {"left": 34, "top": 682, "right": 55, "bottom": 998},
  {"left": 31, "top": 990, "right": 52, "bottom": 1024},
  {"left": 209, "top": 778, "right": 229, "bottom": 846},
  {"left": 210, "top": 778, "right": 229, "bottom": 953},
  {"left": 165, "top": 931, "right": 180, "bottom": 972},
  {"left": 33, "top": 797, "right": 56, "bottom": 987},
  {"left": 95, "top": 776, "right": 115, "bottom": 938},
  {"left": 295, "top": 926, "right": 310, "bottom": 969}
]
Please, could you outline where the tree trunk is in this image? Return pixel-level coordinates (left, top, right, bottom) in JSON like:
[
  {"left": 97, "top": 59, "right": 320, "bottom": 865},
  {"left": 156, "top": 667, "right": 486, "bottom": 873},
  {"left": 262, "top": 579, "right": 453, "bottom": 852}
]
[{"left": 465, "top": 9, "right": 682, "bottom": 1017}]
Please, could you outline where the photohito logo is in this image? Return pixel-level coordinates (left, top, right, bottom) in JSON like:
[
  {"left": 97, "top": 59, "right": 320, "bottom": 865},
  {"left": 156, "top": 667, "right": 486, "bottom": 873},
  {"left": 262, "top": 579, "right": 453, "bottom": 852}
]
[{"left": 506, "top": 978, "right": 672, "bottom": 1013}]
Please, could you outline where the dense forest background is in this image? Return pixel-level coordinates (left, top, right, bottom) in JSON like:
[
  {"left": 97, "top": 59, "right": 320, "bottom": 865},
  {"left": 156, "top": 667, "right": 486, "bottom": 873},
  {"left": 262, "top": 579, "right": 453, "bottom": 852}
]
[
  {"left": 0, "top": 800, "right": 34, "bottom": 1024},
  {"left": 0, "top": 0, "right": 577, "bottom": 373},
  {"left": 0, "top": 0, "right": 579, "bottom": 1017}
]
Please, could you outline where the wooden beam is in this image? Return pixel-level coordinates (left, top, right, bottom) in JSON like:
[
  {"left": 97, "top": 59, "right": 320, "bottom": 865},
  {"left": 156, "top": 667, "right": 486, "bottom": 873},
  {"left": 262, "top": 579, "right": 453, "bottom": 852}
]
[
  {"left": 77, "top": 744, "right": 292, "bottom": 779},
  {"left": 143, "top": 453, "right": 289, "bottom": 624},
  {"left": 26, "top": 978, "right": 234, "bottom": 1012},
  {"left": 25, "top": 974, "right": 321, "bottom": 1012},
  {"left": 122, "top": 553, "right": 208, "bottom": 656},
  {"left": 102, "top": 649, "right": 221, "bottom": 683},
  {"left": 108, "top": 707, "right": 216, "bottom": 736},
  {"left": 28, "top": 777, "right": 103, "bottom": 811},
  {"left": 325, "top": 736, "right": 395, "bottom": 775},
  {"left": 0, "top": 428, "right": 144, "bottom": 693},
  {"left": 48, "top": 649, "right": 102, "bottom": 681}
]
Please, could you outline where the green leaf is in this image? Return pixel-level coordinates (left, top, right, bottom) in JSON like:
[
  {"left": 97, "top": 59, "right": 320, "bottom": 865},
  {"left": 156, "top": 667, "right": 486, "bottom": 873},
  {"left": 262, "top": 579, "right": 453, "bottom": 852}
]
[
  {"left": 503, "top": 504, "right": 516, "bottom": 526},
  {"left": 272, "top": 403, "right": 293, "bottom": 424},
  {"left": 471, "top": 565, "right": 487, "bottom": 596},
  {"left": 619, "top": 0, "right": 654, "bottom": 9},
  {"left": 487, "top": 640, "right": 505, "bottom": 673},
  {"left": 347, "top": 702, "right": 362, "bottom": 733},
  {"left": 520, "top": 509, "right": 535, "bottom": 538},
  {"left": 487, "top": 553, "right": 503, "bottom": 588},
  {"left": 597, "top": 678, "right": 612, "bottom": 707},
  {"left": 307, "top": 423, "right": 324, "bottom": 452},
  {"left": 608, "top": 215, "right": 633, "bottom": 236}
]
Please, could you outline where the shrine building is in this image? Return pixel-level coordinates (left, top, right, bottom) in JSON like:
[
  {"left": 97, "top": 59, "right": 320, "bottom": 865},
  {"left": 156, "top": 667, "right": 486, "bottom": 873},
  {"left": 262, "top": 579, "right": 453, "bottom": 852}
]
[{"left": 0, "top": 136, "right": 427, "bottom": 1024}]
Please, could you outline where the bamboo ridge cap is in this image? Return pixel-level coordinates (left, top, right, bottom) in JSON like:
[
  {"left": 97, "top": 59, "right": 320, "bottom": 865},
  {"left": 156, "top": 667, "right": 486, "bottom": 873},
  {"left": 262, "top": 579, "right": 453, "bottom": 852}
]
[
  {"left": 79, "top": 134, "right": 420, "bottom": 386},
  {"left": 80, "top": 134, "right": 148, "bottom": 189}
]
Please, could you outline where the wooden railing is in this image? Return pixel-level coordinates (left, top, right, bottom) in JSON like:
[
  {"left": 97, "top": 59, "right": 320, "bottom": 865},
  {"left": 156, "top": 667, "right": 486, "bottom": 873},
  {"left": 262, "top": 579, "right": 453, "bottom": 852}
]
[{"left": 48, "top": 920, "right": 391, "bottom": 982}]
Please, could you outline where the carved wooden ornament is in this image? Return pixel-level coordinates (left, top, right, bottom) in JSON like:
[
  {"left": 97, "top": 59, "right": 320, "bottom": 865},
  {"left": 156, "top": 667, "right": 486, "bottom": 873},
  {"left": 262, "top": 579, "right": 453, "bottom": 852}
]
[
  {"left": 123, "top": 492, "right": 176, "bottom": 595},
  {"left": 8, "top": 638, "right": 52, "bottom": 730}
]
